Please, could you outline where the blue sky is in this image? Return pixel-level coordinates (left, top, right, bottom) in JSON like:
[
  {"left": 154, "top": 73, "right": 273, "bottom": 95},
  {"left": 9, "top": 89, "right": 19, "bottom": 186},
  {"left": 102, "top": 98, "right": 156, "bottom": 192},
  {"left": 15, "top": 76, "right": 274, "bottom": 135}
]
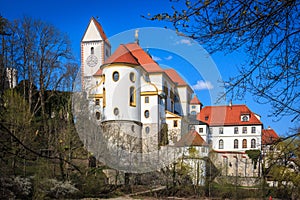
[{"left": 0, "top": 0, "right": 296, "bottom": 136}]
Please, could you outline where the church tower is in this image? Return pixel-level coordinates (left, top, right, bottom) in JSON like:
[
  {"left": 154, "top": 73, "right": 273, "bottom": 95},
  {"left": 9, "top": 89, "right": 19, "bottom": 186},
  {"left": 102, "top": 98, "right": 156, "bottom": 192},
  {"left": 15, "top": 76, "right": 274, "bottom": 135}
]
[{"left": 81, "top": 17, "right": 111, "bottom": 89}]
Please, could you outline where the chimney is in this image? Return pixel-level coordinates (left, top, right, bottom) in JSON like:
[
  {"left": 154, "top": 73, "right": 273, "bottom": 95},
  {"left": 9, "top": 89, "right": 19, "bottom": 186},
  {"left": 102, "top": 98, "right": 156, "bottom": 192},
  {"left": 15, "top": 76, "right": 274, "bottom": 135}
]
[{"left": 229, "top": 100, "right": 232, "bottom": 108}]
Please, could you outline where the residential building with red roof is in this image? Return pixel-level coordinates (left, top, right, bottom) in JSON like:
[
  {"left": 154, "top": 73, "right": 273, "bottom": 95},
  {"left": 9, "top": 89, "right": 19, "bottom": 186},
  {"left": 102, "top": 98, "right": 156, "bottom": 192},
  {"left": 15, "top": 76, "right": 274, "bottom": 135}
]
[
  {"left": 262, "top": 127, "right": 280, "bottom": 146},
  {"left": 195, "top": 104, "right": 264, "bottom": 178}
]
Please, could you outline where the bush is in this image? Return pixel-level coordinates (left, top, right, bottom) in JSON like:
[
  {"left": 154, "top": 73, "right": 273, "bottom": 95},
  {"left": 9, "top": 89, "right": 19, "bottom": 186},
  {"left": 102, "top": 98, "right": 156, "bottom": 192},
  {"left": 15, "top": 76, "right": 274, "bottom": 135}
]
[
  {"left": 0, "top": 176, "right": 33, "bottom": 199},
  {"left": 32, "top": 177, "right": 79, "bottom": 199},
  {"left": 46, "top": 179, "right": 79, "bottom": 199}
]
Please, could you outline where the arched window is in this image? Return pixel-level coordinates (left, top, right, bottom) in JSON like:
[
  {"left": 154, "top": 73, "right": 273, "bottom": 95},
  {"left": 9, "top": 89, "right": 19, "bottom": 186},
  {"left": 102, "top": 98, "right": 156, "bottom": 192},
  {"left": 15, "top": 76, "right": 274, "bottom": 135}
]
[
  {"left": 96, "top": 111, "right": 101, "bottom": 120},
  {"left": 144, "top": 110, "right": 150, "bottom": 118},
  {"left": 112, "top": 71, "right": 119, "bottom": 82},
  {"left": 242, "top": 139, "right": 247, "bottom": 148},
  {"left": 219, "top": 139, "right": 224, "bottom": 149},
  {"left": 113, "top": 107, "right": 119, "bottom": 116},
  {"left": 129, "top": 72, "right": 135, "bottom": 82},
  {"left": 91, "top": 47, "right": 94, "bottom": 54},
  {"left": 145, "top": 126, "right": 150, "bottom": 134},
  {"left": 130, "top": 86, "right": 136, "bottom": 106},
  {"left": 234, "top": 139, "right": 238, "bottom": 149},
  {"left": 251, "top": 139, "right": 256, "bottom": 148}
]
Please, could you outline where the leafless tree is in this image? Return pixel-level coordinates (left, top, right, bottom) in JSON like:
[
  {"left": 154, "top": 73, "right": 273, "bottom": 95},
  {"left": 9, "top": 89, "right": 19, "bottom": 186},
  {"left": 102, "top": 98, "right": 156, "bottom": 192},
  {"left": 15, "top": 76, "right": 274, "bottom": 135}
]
[{"left": 145, "top": 0, "right": 300, "bottom": 122}]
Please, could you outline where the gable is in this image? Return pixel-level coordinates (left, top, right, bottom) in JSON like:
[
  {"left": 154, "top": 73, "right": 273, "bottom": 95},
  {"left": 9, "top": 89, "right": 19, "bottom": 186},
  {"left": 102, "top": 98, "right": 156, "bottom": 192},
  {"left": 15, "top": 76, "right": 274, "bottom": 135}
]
[{"left": 82, "top": 18, "right": 108, "bottom": 42}]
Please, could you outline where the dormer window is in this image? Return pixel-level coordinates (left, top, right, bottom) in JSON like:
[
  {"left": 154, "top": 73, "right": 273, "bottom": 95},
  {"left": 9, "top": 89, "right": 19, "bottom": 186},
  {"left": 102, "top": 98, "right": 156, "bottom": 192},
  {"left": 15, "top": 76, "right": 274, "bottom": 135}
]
[
  {"left": 205, "top": 116, "right": 209, "bottom": 120},
  {"left": 241, "top": 115, "right": 249, "bottom": 122}
]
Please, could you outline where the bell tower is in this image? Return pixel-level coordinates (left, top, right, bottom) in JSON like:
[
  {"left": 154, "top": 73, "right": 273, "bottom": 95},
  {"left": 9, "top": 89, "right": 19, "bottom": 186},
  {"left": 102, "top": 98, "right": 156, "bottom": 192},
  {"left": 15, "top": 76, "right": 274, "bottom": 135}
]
[{"left": 81, "top": 17, "right": 111, "bottom": 89}]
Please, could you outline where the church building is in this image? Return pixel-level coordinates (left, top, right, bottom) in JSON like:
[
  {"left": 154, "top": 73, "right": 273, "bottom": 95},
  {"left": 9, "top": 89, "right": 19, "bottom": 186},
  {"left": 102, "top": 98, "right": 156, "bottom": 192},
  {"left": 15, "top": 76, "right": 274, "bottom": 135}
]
[{"left": 80, "top": 17, "right": 278, "bottom": 182}]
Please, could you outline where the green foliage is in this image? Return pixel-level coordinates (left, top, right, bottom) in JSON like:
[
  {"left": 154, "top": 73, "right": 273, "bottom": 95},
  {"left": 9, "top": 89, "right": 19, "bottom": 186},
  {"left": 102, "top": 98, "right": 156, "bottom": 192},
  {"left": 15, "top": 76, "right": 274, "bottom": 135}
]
[
  {"left": 159, "top": 123, "right": 169, "bottom": 146},
  {"left": 246, "top": 149, "right": 261, "bottom": 169}
]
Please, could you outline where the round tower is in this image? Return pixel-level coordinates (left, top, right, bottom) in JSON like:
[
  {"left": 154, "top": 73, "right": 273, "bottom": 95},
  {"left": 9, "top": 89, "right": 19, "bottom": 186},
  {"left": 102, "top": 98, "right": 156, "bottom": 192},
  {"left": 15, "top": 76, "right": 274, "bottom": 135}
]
[
  {"left": 102, "top": 64, "right": 141, "bottom": 123},
  {"left": 100, "top": 44, "right": 143, "bottom": 155}
]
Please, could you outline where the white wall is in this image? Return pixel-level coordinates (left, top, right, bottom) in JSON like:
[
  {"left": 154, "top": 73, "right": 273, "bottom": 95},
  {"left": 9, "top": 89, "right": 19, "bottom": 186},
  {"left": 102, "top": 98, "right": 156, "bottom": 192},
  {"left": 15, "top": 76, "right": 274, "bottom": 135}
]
[
  {"left": 210, "top": 125, "right": 262, "bottom": 152},
  {"left": 102, "top": 65, "right": 141, "bottom": 122}
]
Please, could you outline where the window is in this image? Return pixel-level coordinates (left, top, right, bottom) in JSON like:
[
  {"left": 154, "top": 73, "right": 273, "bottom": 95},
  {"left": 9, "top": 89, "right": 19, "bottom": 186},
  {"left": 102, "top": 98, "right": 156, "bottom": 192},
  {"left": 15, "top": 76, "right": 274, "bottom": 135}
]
[
  {"left": 129, "top": 72, "right": 135, "bottom": 82},
  {"left": 251, "top": 127, "right": 256, "bottom": 133},
  {"left": 95, "top": 98, "right": 100, "bottom": 106},
  {"left": 242, "top": 115, "right": 249, "bottom": 121},
  {"left": 191, "top": 111, "right": 196, "bottom": 115},
  {"left": 173, "top": 120, "right": 178, "bottom": 127},
  {"left": 145, "top": 96, "right": 149, "bottom": 103},
  {"left": 91, "top": 47, "right": 94, "bottom": 54},
  {"left": 96, "top": 111, "right": 101, "bottom": 120},
  {"left": 234, "top": 127, "right": 238, "bottom": 134},
  {"left": 145, "top": 126, "right": 150, "bottom": 134},
  {"left": 130, "top": 87, "right": 136, "bottom": 107},
  {"left": 199, "top": 128, "right": 203, "bottom": 133},
  {"left": 144, "top": 110, "right": 150, "bottom": 118},
  {"left": 191, "top": 105, "right": 196, "bottom": 109},
  {"left": 242, "top": 127, "right": 247, "bottom": 134},
  {"left": 209, "top": 128, "right": 213, "bottom": 134},
  {"left": 219, "top": 128, "right": 224, "bottom": 134},
  {"left": 242, "top": 139, "right": 247, "bottom": 148},
  {"left": 112, "top": 71, "right": 119, "bottom": 82},
  {"left": 251, "top": 139, "right": 256, "bottom": 148},
  {"left": 234, "top": 139, "right": 238, "bottom": 149},
  {"left": 113, "top": 107, "right": 119, "bottom": 116},
  {"left": 105, "top": 49, "right": 109, "bottom": 57},
  {"left": 103, "top": 88, "right": 106, "bottom": 107},
  {"left": 219, "top": 139, "right": 224, "bottom": 149},
  {"left": 205, "top": 116, "right": 209, "bottom": 120},
  {"left": 131, "top": 125, "right": 135, "bottom": 132}
]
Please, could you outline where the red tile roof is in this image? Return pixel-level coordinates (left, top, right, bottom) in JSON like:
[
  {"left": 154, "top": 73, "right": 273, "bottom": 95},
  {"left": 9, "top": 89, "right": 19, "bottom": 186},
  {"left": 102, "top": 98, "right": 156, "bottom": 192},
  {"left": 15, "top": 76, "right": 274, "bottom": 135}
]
[
  {"left": 104, "top": 44, "right": 139, "bottom": 65},
  {"left": 198, "top": 105, "right": 262, "bottom": 126},
  {"left": 94, "top": 68, "right": 102, "bottom": 76},
  {"left": 102, "top": 43, "right": 163, "bottom": 73},
  {"left": 262, "top": 128, "right": 280, "bottom": 145},
  {"left": 124, "top": 43, "right": 163, "bottom": 72},
  {"left": 190, "top": 95, "right": 202, "bottom": 105},
  {"left": 164, "top": 69, "right": 188, "bottom": 86},
  {"left": 176, "top": 130, "right": 208, "bottom": 147},
  {"left": 101, "top": 43, "right": 190, "bottom": 88},
  {"left": 91, "top": 17, "right": 110, "bottom": 45}
]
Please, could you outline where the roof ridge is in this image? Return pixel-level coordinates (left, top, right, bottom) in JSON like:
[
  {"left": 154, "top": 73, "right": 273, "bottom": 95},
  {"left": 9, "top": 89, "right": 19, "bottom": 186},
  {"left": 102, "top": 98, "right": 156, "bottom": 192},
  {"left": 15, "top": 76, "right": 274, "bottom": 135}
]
[{"left": 122, "top": 44, "right": 140, "bottom": 65}]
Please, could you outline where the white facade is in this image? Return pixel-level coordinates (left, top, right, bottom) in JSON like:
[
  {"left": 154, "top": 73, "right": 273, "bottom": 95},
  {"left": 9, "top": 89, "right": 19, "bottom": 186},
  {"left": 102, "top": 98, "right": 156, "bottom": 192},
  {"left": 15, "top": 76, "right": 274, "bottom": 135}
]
[
  {"left": 81, "top": 18, "right": 268, "bottom": 180},
  {"left": 209, "top": 125, "right": 262, "bottom": 152},
  {"left": 81, "top": 17, "right": 111, "bottom": 89}
]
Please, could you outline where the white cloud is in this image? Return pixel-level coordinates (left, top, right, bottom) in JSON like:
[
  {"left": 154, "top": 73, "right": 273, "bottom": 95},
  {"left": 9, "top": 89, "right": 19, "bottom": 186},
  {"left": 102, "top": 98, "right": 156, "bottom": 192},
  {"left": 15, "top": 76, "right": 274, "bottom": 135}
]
[
  {"left": 165, "top": 55, "right": 173, "bottom": 60},
  {"left": 152, "top": 55, "right": 162, "bottom": 61},
  {"left": 176, "top": 38, "right": 192, "bottom": 46},
  {"left": 192, "top": 80, "right": 214, "bottom": 90}
]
